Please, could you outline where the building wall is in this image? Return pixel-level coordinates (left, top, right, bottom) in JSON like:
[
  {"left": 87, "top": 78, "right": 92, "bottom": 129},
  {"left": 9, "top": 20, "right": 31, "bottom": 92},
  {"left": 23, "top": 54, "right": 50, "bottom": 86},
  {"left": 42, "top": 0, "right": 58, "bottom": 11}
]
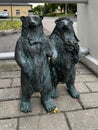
[
  {"left": 77, "top": 0, "right": 98, "bottom": 60},
  {"left": 0, "top": 5, "right": 32, "bottom": 16},
  {"left": 77, "top": 0, "right": 98, "bottom": 75}
]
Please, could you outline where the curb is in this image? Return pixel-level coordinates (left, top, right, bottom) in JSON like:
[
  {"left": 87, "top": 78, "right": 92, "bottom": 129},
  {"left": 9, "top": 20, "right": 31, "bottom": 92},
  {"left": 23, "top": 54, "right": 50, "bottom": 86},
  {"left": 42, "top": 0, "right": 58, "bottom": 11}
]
[
  {"left": 0, "top": 29, "right": 21, "bottom": 37},
  {"left": 0, "top": 52, "right": 14, "bottom": 60}
]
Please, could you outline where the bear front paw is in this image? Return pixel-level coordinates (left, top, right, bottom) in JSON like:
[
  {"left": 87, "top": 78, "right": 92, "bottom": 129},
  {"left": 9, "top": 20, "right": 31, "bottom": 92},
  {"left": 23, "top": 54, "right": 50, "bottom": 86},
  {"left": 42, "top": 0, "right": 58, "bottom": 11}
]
[
  {"left": 68, "top": 87, "right": 80, "bottom": 98},
  {"left": 41, "top": 98, "right": 57, "bottom": 113},
  {"left": 20, "top": 101, "right": 32, "bottom": 113}
]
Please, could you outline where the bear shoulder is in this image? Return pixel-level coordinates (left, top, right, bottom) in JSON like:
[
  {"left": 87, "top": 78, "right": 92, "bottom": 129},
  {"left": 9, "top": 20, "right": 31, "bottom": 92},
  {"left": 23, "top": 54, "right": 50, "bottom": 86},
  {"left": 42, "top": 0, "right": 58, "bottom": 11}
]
[
  {"left": 17, "top": 36, "right": 25, "bottom": 44},
  {"left": 16, "top": 36, "right": 27, "bottom": 51}
]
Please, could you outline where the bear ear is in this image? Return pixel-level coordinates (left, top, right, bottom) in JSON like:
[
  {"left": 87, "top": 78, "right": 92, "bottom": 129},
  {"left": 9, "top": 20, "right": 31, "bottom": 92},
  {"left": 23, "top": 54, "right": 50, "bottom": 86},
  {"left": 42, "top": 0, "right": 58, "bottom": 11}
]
[
  {"left": 20, "top": 16, "right": 25, "bottom": 21},
  {"left": 55, "top": 19, "right": 59, "bottom": 24},
  {"left": 40, "top": 15, "right": 43, "bottom": 20}
]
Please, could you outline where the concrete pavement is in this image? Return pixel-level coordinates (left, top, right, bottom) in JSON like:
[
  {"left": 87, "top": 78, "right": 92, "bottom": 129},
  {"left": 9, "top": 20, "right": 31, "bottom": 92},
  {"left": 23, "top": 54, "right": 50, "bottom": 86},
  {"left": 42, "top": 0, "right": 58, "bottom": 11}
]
[{"left": 0, "top": 60, "right": 98, "bottom": 130}]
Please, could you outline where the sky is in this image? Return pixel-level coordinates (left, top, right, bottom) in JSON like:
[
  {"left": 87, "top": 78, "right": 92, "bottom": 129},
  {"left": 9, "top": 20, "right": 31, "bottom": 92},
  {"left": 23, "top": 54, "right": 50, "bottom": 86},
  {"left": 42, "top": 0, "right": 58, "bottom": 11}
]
[{"left": 29, "top": 3, "right": 44, "bottom": 7}]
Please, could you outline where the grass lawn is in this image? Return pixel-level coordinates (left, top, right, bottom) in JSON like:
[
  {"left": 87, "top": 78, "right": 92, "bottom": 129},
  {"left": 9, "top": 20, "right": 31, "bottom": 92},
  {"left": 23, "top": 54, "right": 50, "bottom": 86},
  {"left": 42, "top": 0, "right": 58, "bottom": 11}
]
[
  {"left": 0, "top": 20, "right": 22, "bottom": 30},
  {"left": 44, "top": 13, "right": 74, "bottom": 17}
]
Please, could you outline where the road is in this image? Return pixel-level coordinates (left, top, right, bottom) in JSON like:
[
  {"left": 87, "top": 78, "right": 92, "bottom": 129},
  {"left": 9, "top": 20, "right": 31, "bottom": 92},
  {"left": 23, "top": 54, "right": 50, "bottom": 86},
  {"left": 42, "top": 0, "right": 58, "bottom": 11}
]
[
  {"left": 0, "top": 17, "right": 77, "bottom": 53},
  {"left": 0, "top": 33, "right": 20, "bottom": 53}
]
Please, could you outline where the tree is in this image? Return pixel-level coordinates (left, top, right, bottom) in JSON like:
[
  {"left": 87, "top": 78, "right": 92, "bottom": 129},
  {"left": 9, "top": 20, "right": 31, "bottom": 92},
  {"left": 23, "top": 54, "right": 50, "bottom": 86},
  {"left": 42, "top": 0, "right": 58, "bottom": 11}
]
[
  {"left": 67, "top": 4, "right": 77, "bottom": 13},
  {"left": 44, "top": 3, "right": 58, "bottom": 15},
  {"left": 33, "top": 5, "right": 44, "bottom": 15},
  {"left": 58, "top": 3, "right": 65, "bottom": 14},
  {"left": 33, "top": 3, "right": 77, "bottom": 16}
]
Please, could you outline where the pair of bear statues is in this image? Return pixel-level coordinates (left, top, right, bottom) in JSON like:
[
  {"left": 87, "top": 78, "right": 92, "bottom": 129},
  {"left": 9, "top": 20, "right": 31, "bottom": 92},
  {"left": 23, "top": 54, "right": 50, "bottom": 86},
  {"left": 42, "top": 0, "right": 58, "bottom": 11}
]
[{"left": 15, "top": 15, "right": 81, "bottom": 113}]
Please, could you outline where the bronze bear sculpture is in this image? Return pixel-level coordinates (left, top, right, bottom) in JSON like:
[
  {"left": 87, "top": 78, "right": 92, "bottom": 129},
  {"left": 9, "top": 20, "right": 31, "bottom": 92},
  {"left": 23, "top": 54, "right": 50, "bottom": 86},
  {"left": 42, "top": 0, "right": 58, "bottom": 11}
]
[
  {"left": 49, "top": 17, "right": 81, "bottom": 98},
  {"left": 15, "top": 15, "right": 57, "bottom": 113}
]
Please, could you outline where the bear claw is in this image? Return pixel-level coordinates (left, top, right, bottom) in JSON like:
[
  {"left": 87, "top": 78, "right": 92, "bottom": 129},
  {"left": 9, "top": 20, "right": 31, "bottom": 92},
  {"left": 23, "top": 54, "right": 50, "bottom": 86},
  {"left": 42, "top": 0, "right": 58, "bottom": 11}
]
[
  {"left": 20, "top": 101, "right": 32, "bottom": 113},
  {"left": 41, "top": 98, "right": 56, "bottom": 113}
]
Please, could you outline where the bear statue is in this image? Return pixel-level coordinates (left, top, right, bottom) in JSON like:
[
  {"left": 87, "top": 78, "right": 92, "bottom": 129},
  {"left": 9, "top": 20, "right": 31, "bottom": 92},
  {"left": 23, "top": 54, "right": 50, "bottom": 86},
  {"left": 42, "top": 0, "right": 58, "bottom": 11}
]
[
  {"left": 49, "top": 17, "right": 81, "bottom": 98},
  {"left": 15, "top": 15, "right": 57, "bottom": 113}
]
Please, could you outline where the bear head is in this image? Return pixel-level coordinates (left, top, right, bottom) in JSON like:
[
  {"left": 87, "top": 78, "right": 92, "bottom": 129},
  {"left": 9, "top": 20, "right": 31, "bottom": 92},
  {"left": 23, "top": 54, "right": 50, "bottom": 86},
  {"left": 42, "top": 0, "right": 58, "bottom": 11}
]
[
  {"left": 20, "top": 15, "right": 43, "bottom": 29},
  {"left": 55, "top": 17, "right": 73, "bottom": 32},
  {"left": 55, "top": 17, "right": 79, "bottom": 43}
]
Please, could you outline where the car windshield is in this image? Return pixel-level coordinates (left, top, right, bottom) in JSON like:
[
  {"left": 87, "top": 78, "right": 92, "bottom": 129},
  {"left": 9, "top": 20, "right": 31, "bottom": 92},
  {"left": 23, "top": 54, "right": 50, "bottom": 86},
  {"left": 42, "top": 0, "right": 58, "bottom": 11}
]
[{"left": 0, "top": 11, "right": 8, "bottom": 14}]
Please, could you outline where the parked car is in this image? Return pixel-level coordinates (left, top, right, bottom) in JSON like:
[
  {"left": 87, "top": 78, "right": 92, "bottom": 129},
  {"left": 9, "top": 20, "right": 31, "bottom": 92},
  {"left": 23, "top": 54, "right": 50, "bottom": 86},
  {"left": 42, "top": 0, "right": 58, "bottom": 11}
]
[{"left": 0, "top": 11, "right": 9, "bottom": 18}]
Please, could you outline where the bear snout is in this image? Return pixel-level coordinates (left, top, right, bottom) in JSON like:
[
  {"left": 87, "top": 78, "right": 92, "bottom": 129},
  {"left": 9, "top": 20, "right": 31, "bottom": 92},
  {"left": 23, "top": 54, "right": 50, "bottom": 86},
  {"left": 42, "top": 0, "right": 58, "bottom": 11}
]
[{"left": 29, "top": 20, "right": 37, "bottom": 27}]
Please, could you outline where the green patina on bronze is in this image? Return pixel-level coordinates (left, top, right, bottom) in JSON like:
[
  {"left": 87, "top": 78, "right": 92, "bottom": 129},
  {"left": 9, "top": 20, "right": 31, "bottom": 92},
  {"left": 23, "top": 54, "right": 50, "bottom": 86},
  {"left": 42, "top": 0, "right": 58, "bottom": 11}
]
[
  {"left": 49, "top": 17, "right": 81, "bottom": 98},
  {"left": 15, "top": 15, "right": 57, "bottom": 113}
]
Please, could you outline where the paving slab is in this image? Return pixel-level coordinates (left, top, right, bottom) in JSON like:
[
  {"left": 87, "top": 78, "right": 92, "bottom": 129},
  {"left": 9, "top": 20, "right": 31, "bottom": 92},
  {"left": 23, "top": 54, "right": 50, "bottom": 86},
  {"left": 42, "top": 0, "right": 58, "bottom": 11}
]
[
  {"left": 85, "top": 82, "right": 98, "bottom": 92},
  {"left": 0, "top": 87, "right": 21, "bottom": 101},
  {"left": 76, "top": 68, "right": 92, "bottom": 75},
  {"left": 75, "top": 63, "right": 86, "bottom": 68},
  {"left": 75, "top": 83, "right": 90, "bottom": 93},
  {"left": 0, "top": 60, "right": 20, "bottom": 72},
  {"left": 75, "top": 74, "right": 98, "bottom": 82},
  {"left": 19, "top": 116, "right": 39, "bottom": 130},
  {"left": 19, "top": 113, "right": 69, "bottom": 130},
  {"left": 0, "top": 78, "right": 12, "bottom": 88},
  {"left": 57, "top": 83, "right": 68, "bottom": 96},
  {"left": 66, "top": 108, "right": 98, "bottom": 130},
  {"left": 0, "top": 118, "right": 18, "bottom": 130},
  {"left": 11, "top": 78, "right": 20, "bottom": 87},
  {"left": 54, "top": 95, "right": 82, "bottom": 112},
  {"left": 0, "top": 71, "right": 20, "bottom": 79},
  {"left": 80, "top": 93, "right": 98, "bottom": 109},
  {"left": 0, "top": 98, "right": 42, "bottom": 119}
]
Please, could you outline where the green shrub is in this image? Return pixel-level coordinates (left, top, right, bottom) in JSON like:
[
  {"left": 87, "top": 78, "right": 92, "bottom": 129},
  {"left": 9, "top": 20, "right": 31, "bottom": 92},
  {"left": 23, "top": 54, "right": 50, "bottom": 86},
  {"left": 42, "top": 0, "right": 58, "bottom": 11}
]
[{"left": 0, "top": 20, "right": 22, "bottom": 30}]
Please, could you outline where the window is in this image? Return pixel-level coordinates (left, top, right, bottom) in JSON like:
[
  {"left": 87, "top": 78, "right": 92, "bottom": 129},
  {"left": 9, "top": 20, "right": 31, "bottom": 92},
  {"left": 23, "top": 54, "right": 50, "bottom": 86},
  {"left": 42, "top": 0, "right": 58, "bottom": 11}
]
[
  {"left": 16, "top": 10, "right": 20, "bottom": 16},
  {"left": 3, "top": 10, "right": 7, "bottom": 11}
]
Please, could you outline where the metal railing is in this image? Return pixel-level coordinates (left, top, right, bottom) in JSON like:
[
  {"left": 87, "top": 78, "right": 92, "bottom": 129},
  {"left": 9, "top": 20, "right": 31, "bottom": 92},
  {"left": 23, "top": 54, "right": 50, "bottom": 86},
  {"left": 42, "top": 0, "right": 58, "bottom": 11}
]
[{"left": 0, "top": 0, "right": 88, "bottom": 3}]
